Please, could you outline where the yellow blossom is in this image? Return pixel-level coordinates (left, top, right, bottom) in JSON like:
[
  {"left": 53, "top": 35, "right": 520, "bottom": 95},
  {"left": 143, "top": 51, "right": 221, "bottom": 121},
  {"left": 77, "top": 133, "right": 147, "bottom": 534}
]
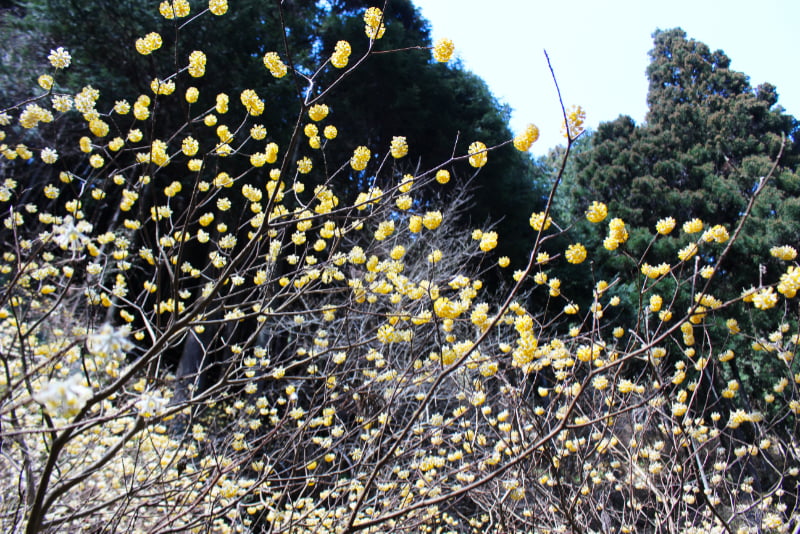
[
  {"left": 771, "top": 245, "right": 797, "bottom": 261},
  {"left": 432, "top": 38, "right": 455, "bottom": 62},
  {"left": 655, "top": 217, "right": 676, "bottom": 235},
  {"left": 468, "top": 141, "right": 488, "bottom": 168},
  {"left": 390, "top": 136, "right": 408, "bottom": 158},
  {"left": 529, "top": 211, "right": 552, "bottom": 232},
  {"left": 297, "top": 157, "right": 312, "bottom": 174},
  {"left": 308, "top": 104, "right": 329, "bottom": 121},
  {"left": 209, "top": 0, "right": 228, "bottom": 16},
  {"left": 585, "top": 201, "right": 607, "bottom": 223},
  {"left": 513, "top": 123, "right": 540, "bottom": 152},
  {"left": 363, "top": 7, "right": 386, "bottom": 39},
  {"left": 48, "top": 47, "right": 71, "bottom": 69},
  {"left": 682, "top": 218, "right": 703, "bottom": 234},
  {"left": 331, "top": 40, "right": 351, "bottom": 68},
  {"left": 565, "top": 243, "right": 587, "bottom": 264},
  {"left": 263, "top": 52, "right": 288, "bottom": 78},
  {"left": 562, "top": 105, "right": 585, "bottom": 138},
  {"left": 351, "top": 146, "right": 370, "bottom": 171},
  {"left": 185, "top": 86, "right": 199, "bottom": 103}
]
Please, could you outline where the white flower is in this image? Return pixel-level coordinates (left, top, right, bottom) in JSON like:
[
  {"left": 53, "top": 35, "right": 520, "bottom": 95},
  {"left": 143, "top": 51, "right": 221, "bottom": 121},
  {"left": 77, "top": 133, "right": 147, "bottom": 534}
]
[
  {"left": 136, "top": 391, "right": 168, "bottom": 418},
  {"left": 86, "top": 323, "right": 133, "bottom": 359},
  {"left": 35, "top": 374, "right": 92, "bottom": 417},
  {"left": 41, "top": 147, "right": 59, "bottom": 164},
  {"left": 48, "top": 47, "right": 72, "bottom": 69},
  {"left": 51, "top": 215, "right": 93, "bottom": 251}
]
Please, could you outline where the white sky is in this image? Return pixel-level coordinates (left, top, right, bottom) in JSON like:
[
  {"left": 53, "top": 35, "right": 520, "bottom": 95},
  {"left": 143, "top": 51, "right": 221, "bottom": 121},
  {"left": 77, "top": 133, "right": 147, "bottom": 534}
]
[{"left": 413, "top": 0, "right": 800, "bottom": 155}]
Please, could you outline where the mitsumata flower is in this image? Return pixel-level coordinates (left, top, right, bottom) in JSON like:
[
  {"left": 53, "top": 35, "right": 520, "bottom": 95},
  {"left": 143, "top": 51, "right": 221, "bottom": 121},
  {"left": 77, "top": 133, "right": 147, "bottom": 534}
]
[
  {"left": 135, "top": 32, "right": 163, "bottom": 55},
  {"left": 565, "top": 243, "right": 587, "bottom": 264},
  {"left": 363, "top": 7, "right": 386, "bottom": 39},
  {"left": 308, "top": 104, "right": 329, "bottom": 121},
  {"left": 208, "top": 0, "right": 228, "bottom": 15},
  {"left": 468, "top": 141, "right": 487, "bottom": 168},
  {"left": 48, "top": 47, "right": 71, "bottom": 69},
  {"left": 432, "top": 38, "right": 455, "bottom": 62},
  {"left": 331, "top": 40, "right": 351, "bottom": 68},
  {"left": 562, "top": 105, "right": 585, "bottom": 138},
  {"left": 34, "top": 374, "right": 92, "bottom": 418},
  {"left": 350, "top": 146, "right": 370, "bottom": 170},
  {"left": 656, "top": 216, "right": 676, "bottom": 235},
  {"left": 390, "top": 136, "right": 408, "bottom": 158},
  {"left": 263, "top": 52, "right": 288, "bottom": 78},
  {"left": 585, "top": 201, "right": 607, "bottom": 223},
  {"left": 188, "top": 50, "right": 206, "bottom": 77},
  {"left": 513, "top": 124, "right": 540, "bottom": 152}
]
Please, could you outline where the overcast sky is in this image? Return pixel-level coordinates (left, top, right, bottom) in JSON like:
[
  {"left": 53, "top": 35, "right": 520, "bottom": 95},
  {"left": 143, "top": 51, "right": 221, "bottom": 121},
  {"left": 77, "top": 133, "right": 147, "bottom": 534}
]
[{"left": 413, "top": 0, "right": 800, "bottom": 155}]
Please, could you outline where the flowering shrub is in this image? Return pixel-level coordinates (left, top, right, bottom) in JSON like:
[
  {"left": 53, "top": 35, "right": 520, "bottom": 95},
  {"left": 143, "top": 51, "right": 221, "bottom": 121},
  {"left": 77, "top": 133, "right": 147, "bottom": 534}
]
[{"left": 0, "top": 3, "right": 799, "bottom": 534}]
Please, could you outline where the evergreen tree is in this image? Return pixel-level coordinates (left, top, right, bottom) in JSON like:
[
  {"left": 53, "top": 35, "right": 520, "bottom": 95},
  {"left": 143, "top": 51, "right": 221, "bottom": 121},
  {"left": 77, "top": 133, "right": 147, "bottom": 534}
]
[
  {"left": 570, "top": 28, "right": 800, "bottom": 394},
  {"left": 575, "top": 28, "right": 799, "bottom": 287}
]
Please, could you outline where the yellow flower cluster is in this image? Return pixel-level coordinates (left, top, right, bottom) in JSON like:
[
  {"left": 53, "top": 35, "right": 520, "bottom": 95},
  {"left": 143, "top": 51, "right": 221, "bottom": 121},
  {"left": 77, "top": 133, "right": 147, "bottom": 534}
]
[
  {"left": 655, "top": 216, "right": 676, "bottom": 235},
  {"left": 38, "top": 74, "right": 53, "bottom": 90},
  {"left": 214, "top": 93, "right": 230, "bottom": 113},
  {"left": 331, "top": 40, "right": 351, "bottom": 68},
  {"left": 751, "top": 287, "right": 778, "bottom": 309},
  {"left": 565, "top": 243, "right": 587, "bottom": 264},
  {"left": 188, "top": 50, "right": 206, "bottom": 77},
  {"left": 150, "top": 78, "right": 175, "bottom": 95},
  {"left": 529, "top": 211, "right": 552, "bottom": 232},
  {"left": 422, "top": 210, "right": 442, "bottom": 230},
  {"left": 41, "top": 147, "right": 58, "bottom": 164},
  {"left": 149, "top": 139, "right": 169, "bottom": 167},
  {"left": 677, "top": 243, "right": 698, "bottom": 261},
  {"left": 308, "top": 104, "right": 329, "bottom": 121},
  {"left": 135, "top": 32, "right": 163, "bottom": 55},
  {"left": 641, "top": 262, "right": 670, "bottom": 279},
  {"left": 603, "top": 218, "right": 628, "bottom": 250},
  {"left": 561, "top": 105, "right": 586, "bottom": 139},
  {"left": 777, "top": 266, "right": 800, "bottom": 298},
  {"left": 185, "top": 86, "right": 199, "bottom": 103},
  {"left": 19, "top": 104, "right": 54, "bottom": 129},
  {"left": 701, "top": 224, "right": 729, "bottom": 243},
  {"left": 208, "top": 0, "right": 228, "bottom": 16},
  {"left": 435, "top": 169, "right": 450, "bottom": 184},
  {"left": 89, "top": 118, "right": 109, "bottom": 137},
  {"left": 47, "top": 46, "right": 71, "bottom": 69},
  {"left": 432, "top": 38, "right": 455, "bottom": 62},
  {"left": 513, "top": 123, "right": 539, "bottom": 152},
  {"left": 159, "top": 0, "right": 190, "bottom": 18},
  {"left": 350, "top": 146, "right": 370, "bottom": 171},
  {"left": 363, "top": 7, "right": 386, "bottom": 40},
  {"left": 390, "top": 136, "right": 408, "bottom": 159},
  {"left": 468, "top": 141, "right": 487, "bottom": 168},
  {"left": 478, "top": 231, "right": 498, "bottom": 252},
  {"left": 727, "top": 409, "right": 763, "bottom": 429},
  {"left": 585, "top": 201, "right": 607, "bottom": 223},
  {"left": 181, "top": 136, "right": 199, "bottom": 157},
  {"left": 240, "top": 89, "right": 264, "bottom": 116},
  {"left": 263, "top": 52, "right": 288, "bottom": 78},
  {"left": 682, "top": 217, "right": 703, "bottom": 234},
  {"left": 297, "top": 157, "right": 312, "bottom": 174},
  {"left": 770, "top": 245, "right": 797, "bottom": 261}
]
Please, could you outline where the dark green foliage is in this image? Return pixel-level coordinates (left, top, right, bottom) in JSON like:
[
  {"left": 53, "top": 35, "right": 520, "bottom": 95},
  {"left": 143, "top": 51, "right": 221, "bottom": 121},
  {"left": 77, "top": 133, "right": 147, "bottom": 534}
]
[
  {"left": 568, "top": 28, "right": 800, "bottom": 395},
  {"left": 574, "top": 28, "right": 799, "bottom": 284}
]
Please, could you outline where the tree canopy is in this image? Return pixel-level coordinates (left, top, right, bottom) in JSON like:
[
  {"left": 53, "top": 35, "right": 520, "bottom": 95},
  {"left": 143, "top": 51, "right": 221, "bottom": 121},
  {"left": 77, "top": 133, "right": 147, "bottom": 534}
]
[{"left": 572, "top": 28, "right": 800, "bottom": 288}]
